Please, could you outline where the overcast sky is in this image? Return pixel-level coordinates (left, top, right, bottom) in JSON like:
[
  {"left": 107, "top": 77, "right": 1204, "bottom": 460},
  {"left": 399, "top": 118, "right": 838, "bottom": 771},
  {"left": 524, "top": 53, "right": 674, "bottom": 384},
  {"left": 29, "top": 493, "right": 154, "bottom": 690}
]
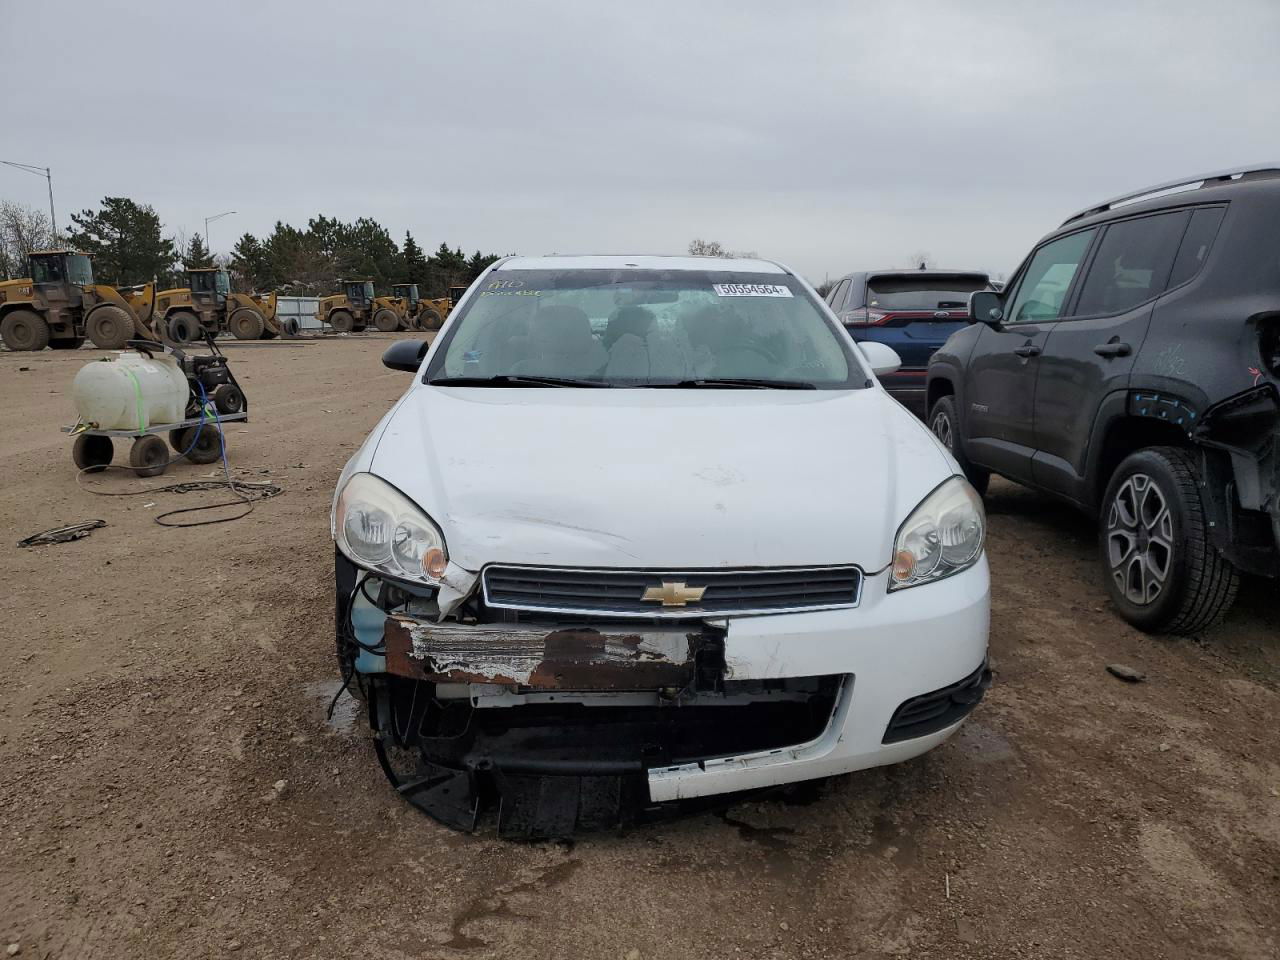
[{"left": 5, "top": 0, "right": 1278, "bottom": 282}]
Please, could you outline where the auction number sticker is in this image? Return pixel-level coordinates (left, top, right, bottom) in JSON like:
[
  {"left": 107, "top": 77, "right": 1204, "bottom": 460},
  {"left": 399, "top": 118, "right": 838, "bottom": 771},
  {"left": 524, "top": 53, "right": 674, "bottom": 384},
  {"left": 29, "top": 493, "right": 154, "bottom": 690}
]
[{"left": 712, "top": 283, "right": 793, "bottom": 298}]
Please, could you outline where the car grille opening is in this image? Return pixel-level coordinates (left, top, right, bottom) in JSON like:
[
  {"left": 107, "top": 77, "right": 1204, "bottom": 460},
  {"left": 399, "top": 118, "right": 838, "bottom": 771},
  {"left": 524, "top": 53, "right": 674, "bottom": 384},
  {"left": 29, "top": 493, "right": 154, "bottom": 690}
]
[{"left": 482, "top": 564, "right": 863, "bottom": 618}]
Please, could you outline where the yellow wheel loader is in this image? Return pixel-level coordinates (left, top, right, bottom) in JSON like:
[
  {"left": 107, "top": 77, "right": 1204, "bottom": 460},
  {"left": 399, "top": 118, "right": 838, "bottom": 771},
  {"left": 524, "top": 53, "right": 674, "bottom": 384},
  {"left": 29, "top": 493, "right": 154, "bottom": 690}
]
[
  {"left": 0, "top": 250, "right": 153, "bottom": 351},
  {"left": 391, "top": 283, "right": 451, "bottom": 331},
  {"left": 315, "top": 279, "right": 402, "bottom": 333},
  {"left": 149, "top": 267, "right": 283, "bottom": 343}
]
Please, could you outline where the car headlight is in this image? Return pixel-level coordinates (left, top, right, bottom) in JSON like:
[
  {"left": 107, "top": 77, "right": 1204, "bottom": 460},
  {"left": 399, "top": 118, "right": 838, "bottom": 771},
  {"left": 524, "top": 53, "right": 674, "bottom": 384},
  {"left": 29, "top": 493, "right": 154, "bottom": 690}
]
[
  {"left": 889, "top": 476, "right": 985, "bottom": 591},
  {"left": 332, "top": 472, "right": 447, "bottom": 585}
]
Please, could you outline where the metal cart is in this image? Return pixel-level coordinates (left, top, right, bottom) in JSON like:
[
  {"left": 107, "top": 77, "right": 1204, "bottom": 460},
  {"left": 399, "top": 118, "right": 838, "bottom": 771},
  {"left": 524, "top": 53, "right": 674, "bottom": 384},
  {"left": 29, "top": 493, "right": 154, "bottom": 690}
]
[{"left": 64, "top": 409, "right": 248, "bottom": 477}]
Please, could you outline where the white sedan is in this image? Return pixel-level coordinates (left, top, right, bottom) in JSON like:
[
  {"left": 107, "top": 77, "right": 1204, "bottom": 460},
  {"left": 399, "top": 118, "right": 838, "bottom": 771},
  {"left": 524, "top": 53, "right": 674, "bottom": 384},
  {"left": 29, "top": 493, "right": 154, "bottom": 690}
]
[{"left": 331, "top": 255, "right": 990, "bottom": 837}]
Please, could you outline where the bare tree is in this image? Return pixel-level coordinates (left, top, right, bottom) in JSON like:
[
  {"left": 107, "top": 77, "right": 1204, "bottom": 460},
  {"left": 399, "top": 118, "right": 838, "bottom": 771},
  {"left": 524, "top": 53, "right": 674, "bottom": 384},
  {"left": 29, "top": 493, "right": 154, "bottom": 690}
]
[
  {"left": 0, "top": 200, "right": 55, "bottom": 278},
  {"left": 688, "top": 238, "right": 759, "bottom": 259},
  {"left": 905, "top": 250, "right": 936, "bottom": 270}
]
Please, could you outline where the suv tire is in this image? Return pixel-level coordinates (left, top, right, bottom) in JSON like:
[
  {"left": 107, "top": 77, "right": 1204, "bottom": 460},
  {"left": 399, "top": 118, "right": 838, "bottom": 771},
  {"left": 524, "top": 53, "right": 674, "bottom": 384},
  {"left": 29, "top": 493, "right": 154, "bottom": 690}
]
[
  {"left": 929, "top": 396, "right": 990, "bottom": 495},
  {"left": 1099, "top": 446, "right": 1239, "bottom": 635}
]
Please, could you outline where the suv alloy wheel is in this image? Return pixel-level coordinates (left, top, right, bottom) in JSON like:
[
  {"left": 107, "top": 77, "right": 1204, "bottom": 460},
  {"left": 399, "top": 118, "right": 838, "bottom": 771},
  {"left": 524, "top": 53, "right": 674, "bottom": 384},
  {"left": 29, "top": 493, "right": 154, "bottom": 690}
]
[
  {"left": 928, "top": 396, "right": 990, "bottom": 495},
  {"left": 1099, "top": 447, "right": 1239, "bottom": 634}
]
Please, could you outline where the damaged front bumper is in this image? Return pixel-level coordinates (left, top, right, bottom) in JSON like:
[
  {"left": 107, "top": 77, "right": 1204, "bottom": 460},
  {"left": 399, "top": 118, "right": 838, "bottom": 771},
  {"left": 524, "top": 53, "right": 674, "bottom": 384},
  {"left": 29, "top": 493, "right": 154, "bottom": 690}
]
[{"left": 336, "top": 552, "right": 991, "bottom": 836}]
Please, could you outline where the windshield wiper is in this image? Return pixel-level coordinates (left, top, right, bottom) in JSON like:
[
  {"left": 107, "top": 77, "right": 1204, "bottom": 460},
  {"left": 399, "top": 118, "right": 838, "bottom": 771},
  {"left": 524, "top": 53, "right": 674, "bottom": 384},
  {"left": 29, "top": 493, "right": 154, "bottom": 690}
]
[
  {"left": 649, "top": 377, "right": 818, "bottom": 390},
  {"left": 428, "top": 374, "right": 611, "bottom": 388}
]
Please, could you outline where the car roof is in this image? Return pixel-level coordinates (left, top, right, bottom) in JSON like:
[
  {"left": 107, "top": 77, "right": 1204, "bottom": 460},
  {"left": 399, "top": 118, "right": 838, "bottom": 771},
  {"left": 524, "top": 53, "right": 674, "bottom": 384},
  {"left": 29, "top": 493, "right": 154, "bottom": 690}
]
[
  {"left": 836, "top": 269, "right": 990, "bottom": 282},
  {"left": 1061, "top": 162, "right": 1280, "bottom": 227},
  {"left": 493, "top": 254, "right": 789, "bottom": 274}
]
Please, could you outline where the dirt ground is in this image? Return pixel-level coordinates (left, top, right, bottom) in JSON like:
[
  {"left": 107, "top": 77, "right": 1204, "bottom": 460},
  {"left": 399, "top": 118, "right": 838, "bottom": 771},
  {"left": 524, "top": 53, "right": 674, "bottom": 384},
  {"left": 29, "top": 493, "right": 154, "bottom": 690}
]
[{"left": 1, "top": 337, "right": 1277, "bottom": 960}]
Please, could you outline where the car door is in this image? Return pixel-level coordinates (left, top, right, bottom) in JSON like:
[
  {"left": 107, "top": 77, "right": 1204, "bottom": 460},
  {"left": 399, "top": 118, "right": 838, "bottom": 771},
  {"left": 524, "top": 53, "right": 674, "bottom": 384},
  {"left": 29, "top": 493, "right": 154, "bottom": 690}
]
[
  {"left": 1031, "top": 210, "right": 1192, "bottom": 502},
  {"left": 963, "top": 228, "right": 1097, "bottom": 481}
]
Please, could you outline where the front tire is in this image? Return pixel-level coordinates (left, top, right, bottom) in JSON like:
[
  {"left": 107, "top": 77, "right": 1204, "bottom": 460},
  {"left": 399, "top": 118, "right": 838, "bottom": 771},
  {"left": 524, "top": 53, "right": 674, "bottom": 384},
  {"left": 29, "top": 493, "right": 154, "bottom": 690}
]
[
  {"left": 228, "top": 309, "right": 265, "bottom": 340},
  {"left": 1099, "top": 447, "right": 1239, "bottom": 635},
  {"left": 373, "top": 308, "right": 399, "bottom": 332},
  {"left": 419, "top": 306, "right": 444, "bottom": 331},
  {"left": 329, "top": 310, "right": 354, "bottom": 333},
  {"left": 129, "top": 434, "right": 170, "bottom": 477},
  {"left": 929, "top": 395, "right": 989, "bottom": 496},
  {"left": 73, "top": 434, "right": 114, "bottom": 471},
  {"left": 85, "top": 306, "right": 135, "bottom": 349}
]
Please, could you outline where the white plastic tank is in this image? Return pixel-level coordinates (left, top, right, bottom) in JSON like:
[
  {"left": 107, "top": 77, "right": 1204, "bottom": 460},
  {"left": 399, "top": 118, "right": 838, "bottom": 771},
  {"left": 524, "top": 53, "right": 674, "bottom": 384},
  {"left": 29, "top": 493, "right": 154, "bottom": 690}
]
[{"left": 71, "top": 351, "right": 189, "bottom": 430}]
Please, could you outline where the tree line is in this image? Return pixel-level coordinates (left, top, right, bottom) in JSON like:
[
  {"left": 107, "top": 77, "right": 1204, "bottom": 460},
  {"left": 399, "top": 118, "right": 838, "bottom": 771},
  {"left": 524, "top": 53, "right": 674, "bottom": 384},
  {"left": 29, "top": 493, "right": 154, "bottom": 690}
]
[{"left": 0, "top": 196, "right": 503, "bottom": 298}]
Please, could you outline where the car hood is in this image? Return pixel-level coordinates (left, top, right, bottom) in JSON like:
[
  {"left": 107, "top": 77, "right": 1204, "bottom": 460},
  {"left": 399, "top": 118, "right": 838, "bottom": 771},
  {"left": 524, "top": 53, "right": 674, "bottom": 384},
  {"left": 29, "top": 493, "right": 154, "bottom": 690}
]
[{"left": 367, "top": 385, "right": 955, "bottom": 571}]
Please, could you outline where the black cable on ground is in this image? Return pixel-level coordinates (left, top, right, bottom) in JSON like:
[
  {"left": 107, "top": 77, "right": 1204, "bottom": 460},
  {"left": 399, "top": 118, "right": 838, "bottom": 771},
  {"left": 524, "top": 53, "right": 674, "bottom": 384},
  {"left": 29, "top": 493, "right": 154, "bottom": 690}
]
[{"left": 76, "top": 466, "right": 283, "bottom": 527}]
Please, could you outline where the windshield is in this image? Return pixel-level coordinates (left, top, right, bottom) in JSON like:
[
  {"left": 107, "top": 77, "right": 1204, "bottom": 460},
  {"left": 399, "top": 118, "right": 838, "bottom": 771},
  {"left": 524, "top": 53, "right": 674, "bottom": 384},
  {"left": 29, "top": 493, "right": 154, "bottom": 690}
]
[
  {"left": 347, "top": 281, "right": 374, "bottom": 302},
  {"left": 67, "top": 255, "right": 93, "bottom": 285},
  {"left": 190, "top": 271, "right": 216, "bottom": 293},
  {"left": 425, "top": 269, "right": 861, "bottom": 388},
  {"left": 866, "top": 273, "right": 990, "bottom": 310},
  {"left": 214, "top": 270, "right": 230, "bottom": 295},
  {"left": 30, "top": 256, "right": 66, "bottom": 284}
]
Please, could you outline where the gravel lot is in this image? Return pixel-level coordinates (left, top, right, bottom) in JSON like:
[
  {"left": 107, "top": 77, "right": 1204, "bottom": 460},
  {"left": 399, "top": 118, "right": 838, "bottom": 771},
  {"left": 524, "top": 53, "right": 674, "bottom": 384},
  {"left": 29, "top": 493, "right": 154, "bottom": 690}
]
[{"left": 1, "top": 337, "right": 1277, "bottom": 959}]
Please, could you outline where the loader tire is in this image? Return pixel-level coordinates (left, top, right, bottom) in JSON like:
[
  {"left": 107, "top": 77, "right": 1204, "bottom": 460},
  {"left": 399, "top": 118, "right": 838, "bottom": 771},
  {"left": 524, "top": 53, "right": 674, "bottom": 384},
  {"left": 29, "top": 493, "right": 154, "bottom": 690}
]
[
  {"left": 85, "top": 305, "right": 135, "bottom": 349},
  {"left": 228, "top": 309, "right": 265, "bottom": 340},
  {"left": 1, "top": 309, "right": 51, "bottom": 351},
  {"left": 329, "top": 310, "right": 354, "bottom": 333},
  {"left": 373, "top": 308, "right": 400, "bottom": 332},
  {"left": 166, "top": 311, "right": 201, "bottom": 344},
  {"left": 419, "top": 306, "right": 444, "bottom": 331}
]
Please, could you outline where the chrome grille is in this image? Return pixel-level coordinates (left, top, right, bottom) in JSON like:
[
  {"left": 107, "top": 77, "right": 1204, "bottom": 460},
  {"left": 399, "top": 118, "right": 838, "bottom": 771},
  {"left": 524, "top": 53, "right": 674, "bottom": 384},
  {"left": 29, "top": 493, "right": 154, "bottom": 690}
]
[{"left": 481, "top": 564, "right": 863, "bottom": 618}]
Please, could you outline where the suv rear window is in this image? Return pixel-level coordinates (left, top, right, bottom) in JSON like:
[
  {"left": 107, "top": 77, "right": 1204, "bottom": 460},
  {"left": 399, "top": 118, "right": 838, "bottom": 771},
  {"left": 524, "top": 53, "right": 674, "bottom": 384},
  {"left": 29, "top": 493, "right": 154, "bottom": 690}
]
[
  {"left": 1167, "top": 207, "right": 1226, "bottom": 289},
  {"left": 1074, "top": 211, "right": 1188, "bottom": 316},
  {"left": 865, "top": 274, "right": 990, "bottom": 311}
]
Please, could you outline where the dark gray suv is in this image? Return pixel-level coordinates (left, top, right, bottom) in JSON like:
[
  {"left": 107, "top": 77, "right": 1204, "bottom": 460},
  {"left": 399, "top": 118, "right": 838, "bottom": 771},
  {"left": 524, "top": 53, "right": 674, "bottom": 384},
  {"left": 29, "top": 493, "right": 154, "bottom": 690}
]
[{"left": 928, "top": 164, "right": 1279, "bottom": 633}]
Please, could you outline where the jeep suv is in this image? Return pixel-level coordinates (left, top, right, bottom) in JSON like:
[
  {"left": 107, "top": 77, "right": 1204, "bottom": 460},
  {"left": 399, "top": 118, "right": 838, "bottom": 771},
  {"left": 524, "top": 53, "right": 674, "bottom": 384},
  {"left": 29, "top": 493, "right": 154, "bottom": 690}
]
[{"left": 928, "top": 164, "right": 1280, "bottom": 634}]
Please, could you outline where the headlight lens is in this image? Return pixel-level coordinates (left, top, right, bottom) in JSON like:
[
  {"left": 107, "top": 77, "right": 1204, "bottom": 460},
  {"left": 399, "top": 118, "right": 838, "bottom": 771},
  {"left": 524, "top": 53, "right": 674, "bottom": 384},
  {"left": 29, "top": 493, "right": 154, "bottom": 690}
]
[
  {"left": 890, "top": 476, "right": 984, "bottom": 591},
  {"left": 333, "top": 473, "right": 447, "bottom": 584}
]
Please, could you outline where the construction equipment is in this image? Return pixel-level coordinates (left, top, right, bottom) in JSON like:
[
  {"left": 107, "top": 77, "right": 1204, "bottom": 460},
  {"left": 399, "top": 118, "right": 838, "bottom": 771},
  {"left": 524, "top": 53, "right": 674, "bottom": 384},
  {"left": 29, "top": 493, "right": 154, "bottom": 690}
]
[
  {"left": 315, "top": 279, "right": 402, "bottom": 333},
  {"left": 147, "top": 267, "right": 284, "bottom": 342},
  {"left": 391, "top": 283, "right": 451, "bottom": 330},
  {"left": 0, "top": 250, "right": 152, "bottom": 351}
]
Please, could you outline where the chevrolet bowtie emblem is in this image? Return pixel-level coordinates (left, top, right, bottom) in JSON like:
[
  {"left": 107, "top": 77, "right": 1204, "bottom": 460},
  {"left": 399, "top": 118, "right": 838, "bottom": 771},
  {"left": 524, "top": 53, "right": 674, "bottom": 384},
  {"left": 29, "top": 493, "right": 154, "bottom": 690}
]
[{"left": 641, "top": 581, "right": 707, "bottom": 607}]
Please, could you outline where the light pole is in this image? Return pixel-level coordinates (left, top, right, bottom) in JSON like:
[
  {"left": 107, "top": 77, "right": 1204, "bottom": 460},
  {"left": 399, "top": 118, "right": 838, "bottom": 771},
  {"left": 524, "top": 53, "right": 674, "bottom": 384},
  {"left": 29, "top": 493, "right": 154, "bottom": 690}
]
[
  {"left": 203, "top": 210, "right": 236, "bottom": 260},
  {"left": 1, "top": 160, "right": 57, "bottom": 236}
]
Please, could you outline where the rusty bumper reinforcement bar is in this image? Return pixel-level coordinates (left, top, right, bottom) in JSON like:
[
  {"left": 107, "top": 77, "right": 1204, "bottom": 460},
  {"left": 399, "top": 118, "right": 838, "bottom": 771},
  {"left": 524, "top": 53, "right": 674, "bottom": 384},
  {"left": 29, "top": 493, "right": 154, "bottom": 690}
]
[{"left": 382, "top": 614, "right": 708, "bottom": 689}]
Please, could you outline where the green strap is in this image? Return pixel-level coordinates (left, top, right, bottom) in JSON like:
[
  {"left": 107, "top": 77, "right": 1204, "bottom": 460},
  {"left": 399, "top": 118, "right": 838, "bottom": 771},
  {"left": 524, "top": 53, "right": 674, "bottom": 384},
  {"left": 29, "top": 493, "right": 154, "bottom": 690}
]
[{"left": 122, "top": 368, "right": 147, "bottom": 431}]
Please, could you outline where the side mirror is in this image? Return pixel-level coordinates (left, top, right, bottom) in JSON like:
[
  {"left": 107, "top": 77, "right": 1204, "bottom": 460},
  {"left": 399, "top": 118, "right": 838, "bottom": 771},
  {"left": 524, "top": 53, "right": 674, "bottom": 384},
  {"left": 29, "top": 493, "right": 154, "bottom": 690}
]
[
  {"left": 969, "top": 291, "right": 1004, "bottom": 327},
  {"left": 857, "top": 341, "right": 901, "bottom": 376},
  {"left": 382, "top": 338, "right": 430, "bottom": 372}
]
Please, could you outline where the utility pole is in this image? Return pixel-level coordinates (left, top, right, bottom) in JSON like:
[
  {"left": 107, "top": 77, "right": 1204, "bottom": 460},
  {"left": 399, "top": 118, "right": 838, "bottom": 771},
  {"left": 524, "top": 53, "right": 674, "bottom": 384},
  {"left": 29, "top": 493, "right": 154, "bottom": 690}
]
[
  {"left": 1, "top": 160, "right": 57, "bottom": 236},
  {"left": 204, "top": 210, "right": 236, "bottom": 260}
]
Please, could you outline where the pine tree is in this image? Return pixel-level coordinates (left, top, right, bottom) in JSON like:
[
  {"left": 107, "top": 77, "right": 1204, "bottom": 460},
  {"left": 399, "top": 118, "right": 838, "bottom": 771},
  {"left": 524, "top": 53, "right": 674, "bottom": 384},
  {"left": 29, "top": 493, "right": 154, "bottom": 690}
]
[
  {"left": 402, "top": 230, "right": 426, "bottom": 284},
  {"left": 66, "top": 197, "right": 176, "bottom": 286},
  {"left": 185, "top": 232, "right": 213, "bottom": 269},
  {"left": 231, "top": 233, "right": 271, "bottom": 290}
]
